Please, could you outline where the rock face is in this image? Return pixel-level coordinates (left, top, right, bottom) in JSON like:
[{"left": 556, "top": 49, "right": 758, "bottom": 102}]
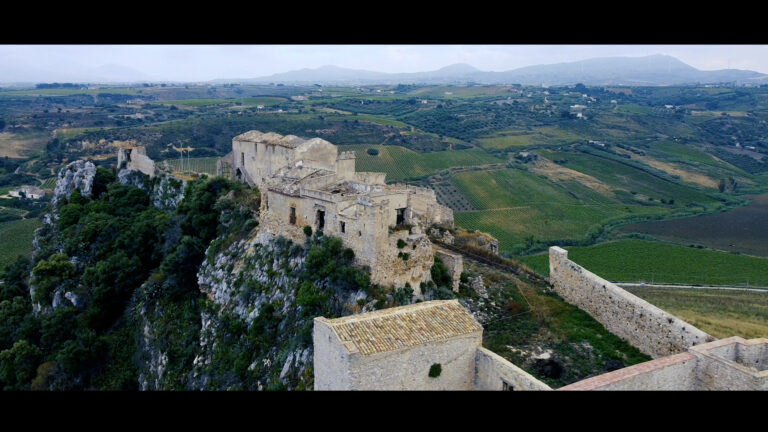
[
  {"left": 52, "top": 160, "right": 96, "bottom": 206},
  {"left": 151, "top": 175, "right": 186, "bottom": 210},
  {"left": 117, "top": 169, "right": 187, "bottom": 211},
  {"left": 185, "top": 230, "right": 367, "bottom": 390},
  {"left": 31, "top": 161, "right": 98, "bottom": 314},
  {"left": 117, "top": 168, "right": 149, "bottom": 190}
]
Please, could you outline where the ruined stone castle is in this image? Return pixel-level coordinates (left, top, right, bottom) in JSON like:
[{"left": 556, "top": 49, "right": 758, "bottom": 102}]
[
  {"left": 221, "top": 131, "right": 455, "bottom": 293},
  {"left": 112, "top": 133, "right": 766, "bottom": 391}
]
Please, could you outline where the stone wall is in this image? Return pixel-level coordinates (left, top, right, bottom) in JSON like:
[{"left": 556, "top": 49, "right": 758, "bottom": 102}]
[
  {"left": 435, "top": 248, "right": 463, "bottom": 292},
  {"left": 690, "top": 337, "right": 768, "bottom": 390},
  {"left": 559, "top": 352, "right": 698, "bottom": 390},
  {"left": 474, "top": 347, "right": 552, "bottom": 390},
  {"left": 549, "top": 246, "right": 714, "bottom": 358},
  {"left": 314, "top": 316, "right": 482, "bottom": 390},
  {"left": 118, "top": 147, "right": 155, "bottom": 178}
]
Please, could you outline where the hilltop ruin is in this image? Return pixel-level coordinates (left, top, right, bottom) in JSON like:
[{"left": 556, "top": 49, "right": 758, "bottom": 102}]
[{"left": 220, "top": 130, "right": 456, "bottom": 294}]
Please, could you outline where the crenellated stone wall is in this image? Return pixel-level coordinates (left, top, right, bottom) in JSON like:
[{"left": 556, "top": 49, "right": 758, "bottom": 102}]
[{"left": 549, "top": 246, "right": 714, "bottom": 358}]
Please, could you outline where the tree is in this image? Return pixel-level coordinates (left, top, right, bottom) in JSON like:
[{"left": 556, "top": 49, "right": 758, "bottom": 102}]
[
  {"left": 31, "top": 254, "right": 75, "bottom": 305},
  {"left": 91, "top": 167, "right": 116, "bottom": 200},
  {"left": 0, "top": 340, "right": 42, "bottom": 390},
  {"left": 1, "top": 256, "right": 31, "bottom": 302}
]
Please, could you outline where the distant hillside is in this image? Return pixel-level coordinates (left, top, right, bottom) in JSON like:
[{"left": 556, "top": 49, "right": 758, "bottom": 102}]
[{"left": 229, "top": 55, "right": 766, "bottom": 86}]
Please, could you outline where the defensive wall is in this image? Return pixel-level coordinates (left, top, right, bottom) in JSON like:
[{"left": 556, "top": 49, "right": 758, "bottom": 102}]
[{"left": 549, "top": 246, "right": 714, "bottom": 358}]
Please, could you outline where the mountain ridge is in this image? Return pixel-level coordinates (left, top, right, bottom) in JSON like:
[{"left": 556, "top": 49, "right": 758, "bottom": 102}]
[{"left": 223, "top": 55, "right": 766, "bottom": 86}]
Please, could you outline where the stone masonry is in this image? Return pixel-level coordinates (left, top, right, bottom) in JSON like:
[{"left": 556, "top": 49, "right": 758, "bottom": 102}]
[
  {"left": 117, "top": 144, "right": 156, "bottom": 178},
  {"left": 313, "top": 300, "right": 552, "bottom": 391},
  {"left": 224, "top": 131, "right": 454, "bottom": 294},
  {"left": 549, "top": 246, "right": 714, "bottom": 358}
]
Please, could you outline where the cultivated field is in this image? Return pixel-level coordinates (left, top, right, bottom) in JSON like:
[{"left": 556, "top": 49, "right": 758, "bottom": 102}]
[
  {"left": 621, "top": 193, "right": 768, "bottom": 257},
  {"left": 0, "top": 131, "right": 49, "bottom": 158},
  {"left": 162, "top": 157, "right": 220, "bottom": 176},
  {"left": 476, "top": 127, "right": 587, "bottom": 150},
  {"left": 519, "top": 239, "right": 768, "bottom": 286},
  {"left": 340, "top": 145, "right": 503, "bottom": 181},
  {"left": 451, "top": 168, "right": 668, "bottom": 253},
  {"left": 40, "top": 177, "right": 57, "bottom": 190}
]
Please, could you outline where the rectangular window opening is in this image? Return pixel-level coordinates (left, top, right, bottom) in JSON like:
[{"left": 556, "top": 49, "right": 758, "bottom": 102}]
[
  {"left": 316, "top": 209, "right": 325, "bottom": 231},
  {"left": 340, "top": 221, "right": 345, "bottom": 233},
  {"left": 289, "top": 207, "right": 296, "bottom": 225}
]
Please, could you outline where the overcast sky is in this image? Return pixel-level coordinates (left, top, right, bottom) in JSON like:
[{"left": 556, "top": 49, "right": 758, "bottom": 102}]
[{"left": 1, "top": 45, "right": 767, "bottom": 83}]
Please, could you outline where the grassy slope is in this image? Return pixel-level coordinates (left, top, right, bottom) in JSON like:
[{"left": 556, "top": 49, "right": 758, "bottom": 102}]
[
  {"left": 547, "top": 150, "right": 720, "bottom": 208},
  {"left": 451, "top": 168, "right": 668, "bottom": 253},
  {"left": 624, "top": 287, "right": 768, "bottom": 339}
]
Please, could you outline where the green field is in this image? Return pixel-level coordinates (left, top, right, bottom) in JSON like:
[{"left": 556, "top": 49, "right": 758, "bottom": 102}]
[
  {"left": 477, "top": 127, "right": 587, "bottom": 150},
  {"left": 163, "top": 157, "right": 220, "bottom": 176},
  {"left": 547, "top": 150, "right": 720, "bottom": 208},
  {"left": 451, "top": 168, "right": 668, "bottom": 252},
  {"left": 323, "top": 113, "right": 411, "bottom": 128},
  {"left": 616, "top": 104, "right": 653, "bottom": 115},
  {"left": 55, "top": 126, "right": 117, "bottom": 141},
  {"left": 519, "top": 239, "right": 768, "bottom": 286},
  {"left": 625, "top": 287, "right": 768, "bottom": 339},
  {"left": 0, "top": 218, "right": 41, "bottom": 269},
  {"left": 340, "top": 145, "right": 503, "bottom": 181},
  {"left": 40, "top": 177, "right": 57, "bottom": 190}
]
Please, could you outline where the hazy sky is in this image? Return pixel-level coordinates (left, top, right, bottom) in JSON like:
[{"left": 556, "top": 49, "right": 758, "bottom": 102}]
[{"left": 2, "top": 45, "right": 768, "bottom": 82}]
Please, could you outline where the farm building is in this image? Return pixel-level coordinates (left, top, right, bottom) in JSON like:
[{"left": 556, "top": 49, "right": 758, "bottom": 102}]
[{"left": 9, "top": 185, "right": 45, "bottom": 199}]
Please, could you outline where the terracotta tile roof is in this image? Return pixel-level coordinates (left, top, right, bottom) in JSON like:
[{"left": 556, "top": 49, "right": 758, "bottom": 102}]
[{"left": 324, "top": 300, "right": 482, "bottom": 356}]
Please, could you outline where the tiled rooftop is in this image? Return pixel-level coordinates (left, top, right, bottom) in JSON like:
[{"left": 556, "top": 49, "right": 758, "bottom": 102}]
[{"left": 324, "top": 300, "right": 482, "bottom": 356}]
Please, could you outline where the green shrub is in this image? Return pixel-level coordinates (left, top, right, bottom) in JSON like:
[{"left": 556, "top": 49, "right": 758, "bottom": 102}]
[
  {"left": 428, "top": 363, "right": 442, "bottom": 378},
  {"left": 397, "top": 239, "right": 406, "bottom": 249},
  {"left": 367, "top": 148, "right": 379, "bottom": 156},
  {"left": 303, "top": 226, "right": 312, "bottom": 237}
]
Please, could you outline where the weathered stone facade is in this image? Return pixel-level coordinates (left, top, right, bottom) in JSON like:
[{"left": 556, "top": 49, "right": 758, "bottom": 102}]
[
  {"left": 226, "top": 130, "right": 454, "bottom": 293},
  {"left": 549, "top": 246, "right": 714, "bottom": 358}
]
